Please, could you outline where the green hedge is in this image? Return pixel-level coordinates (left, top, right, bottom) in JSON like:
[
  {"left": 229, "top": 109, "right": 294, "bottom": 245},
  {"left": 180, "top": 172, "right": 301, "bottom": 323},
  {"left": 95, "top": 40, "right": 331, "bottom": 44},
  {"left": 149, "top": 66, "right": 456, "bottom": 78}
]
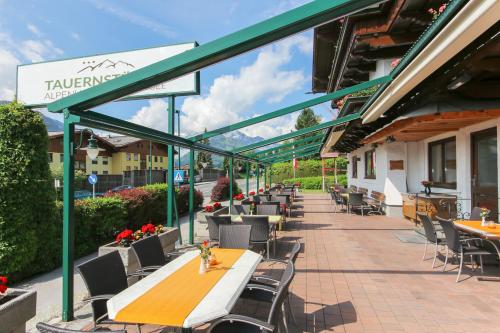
[
  {"left": 282, "top": 175, "right": 347, "bottom": 190},
  {"left": 271, "top": 158, "right": 347, "bottom": 183}
]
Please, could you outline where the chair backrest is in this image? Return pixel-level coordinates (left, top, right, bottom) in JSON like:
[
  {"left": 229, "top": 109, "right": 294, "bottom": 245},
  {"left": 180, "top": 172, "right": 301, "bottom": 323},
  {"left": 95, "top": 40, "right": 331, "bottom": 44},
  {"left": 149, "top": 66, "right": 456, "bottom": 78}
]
[
  {"left": 36, "top": 323, "right": 126, "bottom": 333},
  {"left": 370, "top": 190, "right": 386, "bottom": 203},
  {"left": 77, "top": 251, "right": 128, "bottom": 323},
  {"left": 348, "top": 192, "right": 364, "bottom": 205},
  {"left": 349, "top": 185, "right": 358, "bottom": 192},
  {"left": 206, "top": 215, "right": 232, "bottom": 242},
  {"left": 470, "top": 206, "right": 482, "bottom": 220},
  {"left": 436, "top": 216, "right": 462, "bottom": 253},
  {"left": 231, "top": 204, "right": 251, "bottom": 215},
  {"left": 417, "top": 213, "right": 437, "bottom": 243},
  {"left": 267, "top": 262, "right": 295, "bottom": 326},
  {"left": 219, "top": 224, "right": 251, "bottom": 249},
  {"left": 241, "top": 215, "right": 270, "bottom": 242},
  {"left": 258, "top": 194, "right": 272, "bottom": 202},
  {"left": 257, "top": 203, "right": 280, "bottom": 216},
  {"left": 358, "top": 187, "right": 368, "bottom": 195},
  {"left": 131, "top": 235, "right": 166, "bottom": 269},
  {"left": 289, "top": 240, "right": 301, "bottom": 263},
  {"left": 271, "top": 195, "right": 287, "bottom": 205},
  {"left": 252, "top": 195, "right": 261, "bottom": 203}
]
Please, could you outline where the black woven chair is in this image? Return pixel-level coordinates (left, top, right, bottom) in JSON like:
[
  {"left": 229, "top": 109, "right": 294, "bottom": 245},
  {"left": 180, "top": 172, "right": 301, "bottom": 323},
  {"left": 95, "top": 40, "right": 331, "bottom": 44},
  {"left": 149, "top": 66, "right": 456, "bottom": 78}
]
[
  {"left": 332, "top": 191, "right": 345, "bottom": 213},
  {"left": 208, "top": 258, "right": 295, "bottom": 333},
  {"left": 130, "top": 235, "right": 167, "bottom": 275},
  {"left": 242, "top": 215, "right": 272, "bottom": 259},
  {"left": 36, "top": 323, "right": 126, "bottom": 333},
  {"left": 348, "top": 192, "right": 372, "bottom": 215},
  {"left": 417, "top": 213, "right": 446, "bottom": 268},
  {"left": 219, "top": 224, "right": 252, "bottom": 249},
  {"left": 232, "top": 204, "right": 252, "bottom": 215},
  {"left": 470, "top": 206, "right": 482, "bottom": 220},
  {"left": 207, "top": 215, "right": 232, "bottom": 245},
  {"left": 274, "top": 194, "right": 292, "bottom": 217},
  {"left": 78, "top": 251, "right": 143, "bottom": 330},
  {"left": 436, "top": 217, "right": 500, "bottom": 282},
  {"left": 257, "top": 203, "right": 280, "bottom": 216}
]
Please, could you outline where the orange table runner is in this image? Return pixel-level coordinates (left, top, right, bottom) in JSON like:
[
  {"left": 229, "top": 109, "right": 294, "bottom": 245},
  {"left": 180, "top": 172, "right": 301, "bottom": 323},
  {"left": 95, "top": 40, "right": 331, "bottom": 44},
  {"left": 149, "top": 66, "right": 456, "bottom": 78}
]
[
  {"left": 115, "top": 248, "right": 244, "bottom": 326},
  {"left": 454, "top": 220, "right": 500, "bottom": 239}
]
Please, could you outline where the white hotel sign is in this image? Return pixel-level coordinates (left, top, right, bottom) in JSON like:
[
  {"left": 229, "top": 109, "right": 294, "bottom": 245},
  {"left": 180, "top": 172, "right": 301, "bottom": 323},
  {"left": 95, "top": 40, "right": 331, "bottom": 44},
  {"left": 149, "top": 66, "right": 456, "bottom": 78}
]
[{"left": 16, "top": 42, "right": 199, "bottom": 107}]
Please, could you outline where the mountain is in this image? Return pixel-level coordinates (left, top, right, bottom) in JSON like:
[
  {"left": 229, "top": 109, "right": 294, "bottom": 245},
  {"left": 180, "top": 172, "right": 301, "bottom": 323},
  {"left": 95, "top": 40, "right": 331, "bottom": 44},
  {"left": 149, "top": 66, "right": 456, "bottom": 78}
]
[
  {"left": 179, "top": 131, "right": 265, "bottom": 167},
  {"left": 40, "top": 113, "right": 64, "bottom": 132}
]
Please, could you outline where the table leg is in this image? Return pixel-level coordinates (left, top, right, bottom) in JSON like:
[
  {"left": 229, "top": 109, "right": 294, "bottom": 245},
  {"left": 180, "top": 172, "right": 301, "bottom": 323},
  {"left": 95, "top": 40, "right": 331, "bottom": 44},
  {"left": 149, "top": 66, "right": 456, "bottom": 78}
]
[{"left": 181, "top": 328, "right": 193, "bottom": 333}]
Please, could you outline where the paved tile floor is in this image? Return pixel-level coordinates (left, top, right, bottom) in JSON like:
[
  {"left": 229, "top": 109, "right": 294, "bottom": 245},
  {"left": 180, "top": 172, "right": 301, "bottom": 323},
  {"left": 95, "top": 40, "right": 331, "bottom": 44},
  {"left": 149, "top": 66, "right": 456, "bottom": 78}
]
[{"left": 97, "top": 193, "right": 500, "bottom": 333}]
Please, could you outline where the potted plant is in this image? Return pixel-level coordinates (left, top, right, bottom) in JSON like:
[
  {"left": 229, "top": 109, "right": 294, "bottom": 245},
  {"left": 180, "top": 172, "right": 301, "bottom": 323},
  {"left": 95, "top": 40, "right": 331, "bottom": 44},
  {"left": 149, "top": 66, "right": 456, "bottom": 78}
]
[
  {"left": 480, "top": 208, "right": 491, "bottom": 226},
  {"left": 421, "top": 180, "right": 433, "bottom": 196},
  {"left": 0, "top": 276, "right": 37, "bottom": 333},
  {"left": 99, "top": 223, "right": 179, "bottom": 279},
  {"left": 196, "top": 202, "right": 229, "bottom": 223},
  {"left": 232, "top": 193, "right": 247, "bottom": 205},
  {"left": 197, "top": 240, "right": 212, "bottom": 274}
]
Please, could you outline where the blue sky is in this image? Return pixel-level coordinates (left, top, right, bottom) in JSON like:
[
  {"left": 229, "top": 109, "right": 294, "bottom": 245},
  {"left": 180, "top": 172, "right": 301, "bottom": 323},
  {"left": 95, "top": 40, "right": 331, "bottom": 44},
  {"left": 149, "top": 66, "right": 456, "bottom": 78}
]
[{"left": 0, "top": 0, "right": 335, "bottom": 141}]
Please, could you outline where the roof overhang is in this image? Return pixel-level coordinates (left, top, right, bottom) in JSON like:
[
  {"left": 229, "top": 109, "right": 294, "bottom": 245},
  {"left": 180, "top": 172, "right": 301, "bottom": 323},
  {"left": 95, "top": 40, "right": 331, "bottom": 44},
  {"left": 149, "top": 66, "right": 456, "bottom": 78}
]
[{"left": 362, "top": 0, "right": 500, "bottom": 123}]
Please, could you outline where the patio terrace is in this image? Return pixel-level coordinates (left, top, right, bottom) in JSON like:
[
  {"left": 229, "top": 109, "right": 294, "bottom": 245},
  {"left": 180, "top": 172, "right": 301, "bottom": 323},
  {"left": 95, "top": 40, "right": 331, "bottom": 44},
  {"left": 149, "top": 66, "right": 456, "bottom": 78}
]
[{"left": 96, "top": 192, "right": 500, "bottom": 333}]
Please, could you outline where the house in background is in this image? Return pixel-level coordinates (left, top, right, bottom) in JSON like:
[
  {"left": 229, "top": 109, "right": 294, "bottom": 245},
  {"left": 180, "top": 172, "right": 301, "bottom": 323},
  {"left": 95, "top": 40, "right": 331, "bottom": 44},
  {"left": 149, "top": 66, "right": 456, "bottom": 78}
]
[
  {"left": 48, "top": 132, "right": 171, "bottom": 175},
  {"left": 314, "top": 0, "right": 500, "bottom": 221}
]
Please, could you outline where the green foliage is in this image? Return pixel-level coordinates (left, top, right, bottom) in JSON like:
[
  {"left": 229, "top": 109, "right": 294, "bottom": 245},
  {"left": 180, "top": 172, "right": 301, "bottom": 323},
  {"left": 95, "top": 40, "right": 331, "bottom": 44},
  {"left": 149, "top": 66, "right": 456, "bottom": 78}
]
[
  {"left": 0, "top": 102, "right": 57, "bottom": 280},
  {"left": 294, "top": 108, "right": 321, "bottom": 145},
  {"left": 74, "top": 197, "right": 127, "bottom": 257},
  {"left": 270, "top": 158, "right": 347, "bottom": 183},
  {"left": 195, "top": 128, "right": 213, "bottom": 170},
  {"left": 282, "top": 175, "right": 347, "bottom": 189},
  {"left": 211, "top": 177, "right": 241, "bottom": 201}
]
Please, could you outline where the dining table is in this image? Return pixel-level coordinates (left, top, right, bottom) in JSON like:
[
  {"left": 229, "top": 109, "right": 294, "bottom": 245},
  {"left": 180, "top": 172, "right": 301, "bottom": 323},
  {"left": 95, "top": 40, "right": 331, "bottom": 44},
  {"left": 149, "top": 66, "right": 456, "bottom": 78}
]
[
  {"left": 454, "top": 220, "right": 500, "bottom": 240},
  {"left": 106, "top": 248, "right": 262, "bottom": 332}
]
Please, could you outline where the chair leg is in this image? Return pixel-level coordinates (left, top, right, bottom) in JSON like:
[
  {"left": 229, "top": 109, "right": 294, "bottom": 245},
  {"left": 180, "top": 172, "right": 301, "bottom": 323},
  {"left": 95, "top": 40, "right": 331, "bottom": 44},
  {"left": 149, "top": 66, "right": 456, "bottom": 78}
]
[
  {"left": 443, "top": 247, "right": 449, "bottom": 271},
  {"left": 432, "top": 242, "right": 438, "bottom": 268},
  {"left": 479, "top": 255, "right": 484, "bottom": 274},
  {"left": 266, "top": 241, "right": 270, "bottom": 260},
  {"left": 422, "top": 240, "right": 428, "bottom": 260},
  {"left": 456, "top": 253, "right": 464, "bottom": 283}
]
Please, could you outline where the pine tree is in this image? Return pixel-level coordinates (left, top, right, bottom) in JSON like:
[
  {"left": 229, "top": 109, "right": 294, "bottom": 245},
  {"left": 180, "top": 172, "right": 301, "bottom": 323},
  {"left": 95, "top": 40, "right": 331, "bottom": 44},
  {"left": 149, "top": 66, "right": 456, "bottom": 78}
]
[{"left": 294, "top": 108, "right": 321, "bottom": 158}]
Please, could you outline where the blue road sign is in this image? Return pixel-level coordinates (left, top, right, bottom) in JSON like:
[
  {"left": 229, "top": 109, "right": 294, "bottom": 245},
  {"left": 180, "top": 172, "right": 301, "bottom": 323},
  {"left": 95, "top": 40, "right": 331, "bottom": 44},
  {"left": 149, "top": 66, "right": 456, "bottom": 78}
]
[
  {"left": 88, "top": 174, "right": 98, "bottom": 185},
  {"left": 174, "top": 170, "right": 185, "bottom": 183}
]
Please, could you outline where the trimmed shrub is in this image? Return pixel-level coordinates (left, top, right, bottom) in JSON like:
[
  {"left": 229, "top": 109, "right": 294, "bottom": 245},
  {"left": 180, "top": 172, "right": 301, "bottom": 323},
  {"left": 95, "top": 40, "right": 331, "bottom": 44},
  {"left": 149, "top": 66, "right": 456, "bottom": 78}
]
[
  {"left": 0, "top": 102, "right": 57, "bottom": 281},
  {"left": 104, "top": 188, "right": 155, "bottom": 230},
  {"left": 282, "top": 175, "right": 347, "bottom": 190},
  {"left": 74, "top": 197, "right": 127, "bottom": 257},
  {"left": 270, "top": 158, "right": 348, "bottom": 183},
  {"left": 176, "top": 185, "right": 204, "bottom": 214},
  {"left": 210, "top": 177, "right": 241, "bottom": 202}
]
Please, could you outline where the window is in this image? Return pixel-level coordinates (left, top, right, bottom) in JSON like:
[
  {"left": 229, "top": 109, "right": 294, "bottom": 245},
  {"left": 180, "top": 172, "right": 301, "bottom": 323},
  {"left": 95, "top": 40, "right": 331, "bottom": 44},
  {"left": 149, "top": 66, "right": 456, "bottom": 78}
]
[
  {"left": 160, "top": 156, "right": 163, "bottom": 163},
  {"left": 60, "top": 154, "right": 64, "bottom": 162},
  {"left": 92, "top": 158, "right": 98, "bottom": 165},
  {"left": 134, "top": 153, "right": 139, "bottom": 161},
  {"left": 154, "top": 156, "right": 158, "bottom": 163},
  {"left": 126, "top": 153, "right": 131, "bottom": 161},
  {"left": 154, "top": 167, "right": 158, "bottom": 170},
  {"left": 365, "top": 150, "right": 376, "bottom": 179},
  {"left": 352, "top": 156, "right": 358, "bottom": 178},
  {"left": 148, "top": 155, "right": 151, "bottom": 162},
  {"left": 92, "top": 171, "right": 98, "bottom": 175},
  {"left": 103, "top": 171, "right": 108, "bottom": 175},
  {"left": 102, "top": 156, "right": 108, "bottom": 165},
  {"left": 429, "top": 137, "right": 456, "bottom": 188},
  {"left": 48, "top": 153, "right": 53, "bottom": 163},
  {"left": 134, "top": 166, "right": 138, "bottom": 170},
  {"left": 75, "top": 161, "right": 86, "bottom": 171},
  {"left": 126, "top": 166, "right": 131, "bottom": 171}
]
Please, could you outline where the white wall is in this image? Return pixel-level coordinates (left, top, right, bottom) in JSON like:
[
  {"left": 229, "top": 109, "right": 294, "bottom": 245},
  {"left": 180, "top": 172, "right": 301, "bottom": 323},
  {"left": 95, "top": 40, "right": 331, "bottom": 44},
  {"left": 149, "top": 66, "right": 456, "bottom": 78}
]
[
  {"left": 369, "top": 59, "right": 393, "bottom": 80},
  {"left": 348, "top": 118, "right": 500, "bottom": 219}
]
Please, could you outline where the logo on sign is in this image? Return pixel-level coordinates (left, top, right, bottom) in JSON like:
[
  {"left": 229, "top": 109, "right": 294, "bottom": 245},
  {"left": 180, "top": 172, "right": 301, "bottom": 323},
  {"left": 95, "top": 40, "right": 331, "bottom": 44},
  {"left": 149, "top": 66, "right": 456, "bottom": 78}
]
[{"left": 174, "top": 170, "right": 184, "bottom": 183}]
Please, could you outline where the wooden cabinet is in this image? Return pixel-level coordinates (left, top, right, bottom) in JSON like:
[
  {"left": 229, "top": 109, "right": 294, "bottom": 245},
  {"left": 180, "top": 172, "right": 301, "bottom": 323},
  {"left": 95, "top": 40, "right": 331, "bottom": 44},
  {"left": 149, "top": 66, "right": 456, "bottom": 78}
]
[{"left": 402, "top": 193, "right": 457, "bottom": 223}]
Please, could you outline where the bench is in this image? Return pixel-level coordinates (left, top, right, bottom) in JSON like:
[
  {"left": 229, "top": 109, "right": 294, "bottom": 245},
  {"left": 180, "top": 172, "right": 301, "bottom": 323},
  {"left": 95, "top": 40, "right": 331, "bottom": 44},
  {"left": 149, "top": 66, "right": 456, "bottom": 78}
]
[
  {"left": 349, "top": 185, "right": 358, "bottom": 193},
  {"left": 365, "top": 190, "right": 386, "bottom": 215},
  {"left": 358, "top": 187, "right": 368, "bottom": 196}
]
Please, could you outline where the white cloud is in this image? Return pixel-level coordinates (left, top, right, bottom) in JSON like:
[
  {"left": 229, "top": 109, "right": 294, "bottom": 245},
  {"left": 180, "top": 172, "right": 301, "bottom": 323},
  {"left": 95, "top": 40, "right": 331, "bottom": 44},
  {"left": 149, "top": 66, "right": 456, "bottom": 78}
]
[
  {"left": 86, "top": 0, "right": 177, "bottom": 39},
  {"left": 127, "top": 34, "right": 313, "bottom": 140},
  {"left": 27, "top": 24, "right": 41, "bottom": 37},
  {"left": 70, "top": 32, "right": 81, "bottom": 41},
  {"left": 0, "top": 31, "right": 63, "bottom": 100}
]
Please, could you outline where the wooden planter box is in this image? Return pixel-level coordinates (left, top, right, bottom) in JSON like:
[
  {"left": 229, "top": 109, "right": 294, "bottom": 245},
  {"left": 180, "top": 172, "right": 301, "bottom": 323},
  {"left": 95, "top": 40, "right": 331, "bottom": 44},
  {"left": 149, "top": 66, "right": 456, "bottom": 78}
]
[
  {"left": 196, "top": 206, "right": 229, "bottom": 223},
  {"left": 98, "top": 227, "right": 179, "bottom": 278},
  {"left": 0, "top": 289, "right": 37, "bottom": 333}
]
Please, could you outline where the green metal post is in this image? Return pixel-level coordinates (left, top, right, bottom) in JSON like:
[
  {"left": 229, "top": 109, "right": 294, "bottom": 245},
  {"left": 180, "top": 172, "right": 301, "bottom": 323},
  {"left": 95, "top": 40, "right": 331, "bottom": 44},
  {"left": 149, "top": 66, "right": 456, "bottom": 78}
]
[
  {"left": 269, "top": 165, "right": 272, "bottom": 188},
  {"left": 264, "top": 167, "right": 267, "bottom": 191},
  {"left": 256, "top": 164, "right": 260, "bottom": 192},
  {"left": 62, "top": 110, "right": 75, "bottom": 321},
  {"left": 189, "top": 149, "right": 195, "bottom": 244},
  {"left": 177, "top": 110, "right": 181, "bottom": 171},
  {"left": 149, "top": 141, "right": 152, "bottom": 184},
  {"left": 245, "top": 162, "right": 249, "bottom": 196},
  {"left": 167, "top": 96, "right": 175, "bottom": 227},
  {"left": 229, "top": 157, "right": 234, "bottom": 213}
]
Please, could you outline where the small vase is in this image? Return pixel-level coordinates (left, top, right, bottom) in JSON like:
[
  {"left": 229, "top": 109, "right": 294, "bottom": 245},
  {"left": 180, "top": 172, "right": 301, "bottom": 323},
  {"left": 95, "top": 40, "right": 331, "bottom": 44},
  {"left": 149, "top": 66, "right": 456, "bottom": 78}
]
[
  {"left": 199, "top": 258, "right": 207, "bottom": 274},
  {"left": 424, "top": 186, "right": 431, "bottom": 196},
  {"left": 481, "top": 217, "right": 487, "bottom": 227}
]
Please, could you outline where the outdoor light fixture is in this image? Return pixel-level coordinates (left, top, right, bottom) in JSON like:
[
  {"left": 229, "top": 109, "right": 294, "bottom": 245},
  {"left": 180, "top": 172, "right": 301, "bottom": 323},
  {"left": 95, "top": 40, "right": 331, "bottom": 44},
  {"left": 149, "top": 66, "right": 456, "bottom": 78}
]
[
  {"left": 447, "top": 72, "right": 472, "bottom": 90},
  {"left": 77, "top": 128, "right": 104, "bottom": 161},
  {"left": 386, "top": 136, "right": 396, "bottom": 143},
  {"left": 201, "top": 162, "right": 208, "bottom": 168}
]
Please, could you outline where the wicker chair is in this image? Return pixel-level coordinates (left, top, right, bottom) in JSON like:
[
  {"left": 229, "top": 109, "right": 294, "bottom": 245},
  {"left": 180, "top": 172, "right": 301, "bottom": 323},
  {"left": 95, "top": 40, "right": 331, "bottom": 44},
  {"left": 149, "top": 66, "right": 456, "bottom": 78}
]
[
  {"left": 208, "top": 258, "right": 295, "bottom": 333},
  {"left": 257, "top": 203, "right": 280, "bottom": 216},
  {"left": 130, "top": 235, "right": 167, "bottom": 275},
  {"left": 36, "top": 323, "right": 126, "bottom": 333},
  {"left": 436, "top": 217, "right": 500, "bottom": 282},
  {"left": 242, "top": 215, "right": 273, "bottom": 259},
  {"left": 219, "top": 224, "right": 252, "bottom": 249},
  {"left": 231, "top": 204, "right": 252, "bottom": 215},
  {"left": 348, "top": 192, "right": 372, "bottom": 215},
  {"left": 206, "top": 215, "right": 232, "bottom": 245},
  {"left": 417, "top": 213, "right": 446, "bottom": 268},
  {"left": 470, "top": 206, "right": 482, "bottom": 220},
  {"left": 77, "top": 251, "right": 143, "bottom": 331}
]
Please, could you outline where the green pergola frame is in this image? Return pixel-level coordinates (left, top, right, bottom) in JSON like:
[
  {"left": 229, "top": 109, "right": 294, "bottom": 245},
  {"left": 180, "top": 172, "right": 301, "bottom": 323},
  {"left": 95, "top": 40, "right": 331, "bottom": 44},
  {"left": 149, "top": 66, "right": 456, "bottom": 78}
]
[{"left": 47, "top": 0, "right": 391, "bottom": 323}]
